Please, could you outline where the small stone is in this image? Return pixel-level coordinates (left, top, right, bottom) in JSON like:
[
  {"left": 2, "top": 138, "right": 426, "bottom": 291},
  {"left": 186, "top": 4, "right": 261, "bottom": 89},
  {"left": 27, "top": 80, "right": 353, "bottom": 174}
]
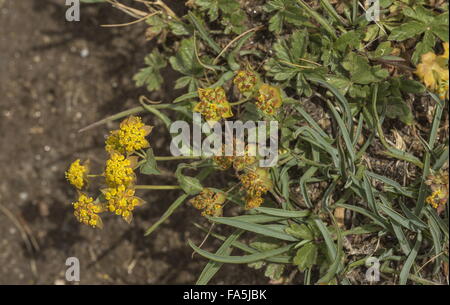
[
  {"left": 80, "top": 48, "right": 89, "bottom": 58},
  {"left": 19, "top": 192, "right": 28, "bottom": 201}
]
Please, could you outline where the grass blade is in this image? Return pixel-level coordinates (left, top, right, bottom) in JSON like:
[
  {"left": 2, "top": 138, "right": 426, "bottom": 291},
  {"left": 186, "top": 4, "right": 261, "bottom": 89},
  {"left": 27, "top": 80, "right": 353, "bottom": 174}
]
[
  {"left": 188, "top": 12, "right": 221, "bottom": 54},
  {"left": 144, "top": 194, "right": 189, "bottom": 236},
  {"left": 208, "top": 216, "right": 298, "bottom": 241},
  {"left": 196, "top": 229, "right": 244, "bottom": 285},
  {"left": 399, "top": 232, "right": 422, "bottom": 284},
  {"left": 255, "top": 207, "right": 310, "bottom": 218},
  {"left": 189, "top": 240, "right": 294, "bottom": 264}
]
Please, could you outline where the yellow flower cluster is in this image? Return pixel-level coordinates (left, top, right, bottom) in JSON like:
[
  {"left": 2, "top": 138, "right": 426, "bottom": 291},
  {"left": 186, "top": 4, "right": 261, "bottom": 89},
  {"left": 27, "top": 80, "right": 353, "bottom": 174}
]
[
  {"left": 189, "top": 188, "right": 226, "bottom": 217},
  {"left": 232, "top": 70, "right": 284, "bottom": 115},
  {"left": 233, "top": 70, "right": 259, "bottom": 94},
  {"left": 213, "top": 155, "right": 234, "bottom": 170},
  {"left": 103, "top": 116, "right": 150, "bottom": 222},
  {"left": 65, "top": 159, "right": 88, "bottom": 189},
  {"left": 106, "top": 116, "right": 152, "bottom": 155},
  {"left": 103, "top": 153, "right": 142, "bottom": 222},
  {"left": 425, "top": 170, "right": 449, "bottom": 210},
  {"left": 245, "top": 196, "right": 263, "bottom": 210},
  {"left": 426, "top": 190, "right": 446, "bottom": 209},
  {"left": 102, "top": 185, "right": 143, "bottom": 223},
  {"left": 67, "top": 116, "right": 152, "bottom": 228},
  {"left": 415, "top": 42, "right": 449, "bottom": 100},
  {"left": 255, "top": 84, "right": 283, "bottom": 115},
  {"left": 233, "top": 145, "right": 258, "bottom": 172},
  {"left": 66, "top": 160, "right": 103, "bottom": 228},
  {"left": 73, "top": 193, "right": 104, "bottom": 228},
  {"left": 239, "top": 168, "right": 272, "bottom": 210},
  {"left": 213, "top": 143, "right": 257, "bottom": 171},
  {"left": 104, "top": 153, "right": 137, "bottom": 187},
  {"left": 193, "top": 87, "right": 233, "bottom": 122}
]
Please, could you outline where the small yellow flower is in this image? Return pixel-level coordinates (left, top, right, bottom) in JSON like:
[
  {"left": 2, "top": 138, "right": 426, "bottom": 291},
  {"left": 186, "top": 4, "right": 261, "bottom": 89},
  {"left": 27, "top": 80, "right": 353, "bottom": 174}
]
[
  {"left": 426, "top": 190, "right": 444, "bottom": 209},
  {"left": 106, "top": 116, "right": 152, "bottom": 154},
  {"left": 442, "top": 42, "right": 449, "bottom": 60},
  {"left": 213, "top": 155, "right": 234, "bottom": 170},
  {"left": 255, "top": 84, "right": 283, "bottom": 115},
  {"left": 65, "top": 159, "right": 89, "bottom": 189},
  {"left": 415, "top": 43, "right": 449, "bottom": 100},
  {"left": 245, "top": 196, "right": 263, "bottom": 210},
  {"left": 239, "top": 168, "right": 272, "bottom": 198},
  {"left": 193, "top": 87, "right": 233, "bottom": 122},
  {"left": 104, "top": 153, "right": 137, "bottom": 188},
  {"left": 425, "top": 169, "right": 449, "bottom": 209},
  {"left": 73, "top": 193, "right": 104, "bottom": 228},
  {"left": 233, "top": 70, "right": 259, "bottom": 94},
  {"left": 189, "top": 188, "right": 226, "bottom": 217},
  {"left": 102, "top": 185, "right": 143, "bottom": 223},
  {"left": 233, "top": 144, "right": 258, "bottom": 172}
]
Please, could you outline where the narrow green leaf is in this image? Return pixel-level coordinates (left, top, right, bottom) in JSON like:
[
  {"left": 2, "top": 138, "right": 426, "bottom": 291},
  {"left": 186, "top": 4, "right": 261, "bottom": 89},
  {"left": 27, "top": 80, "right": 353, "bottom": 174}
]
[
  {"left": 189, "top": 240, "right": 294, "bottom": 264},
  {"left": 196, "top": 229, "right": 244, "bottom": 285},
  {"left": 399, "top": 232, "right": 422, "bottom": 285},
  {"left": 144, "top": 194, "right": 189, "bottom": 236},
  {"left": 255, "top": 207, "right": 310, "bottom": 218},
  {"left": 188, "top": 12, "right": 222, "bottom": 54},
  {"left": 208, "top": 216, "right": 298, "bottom": 241}
]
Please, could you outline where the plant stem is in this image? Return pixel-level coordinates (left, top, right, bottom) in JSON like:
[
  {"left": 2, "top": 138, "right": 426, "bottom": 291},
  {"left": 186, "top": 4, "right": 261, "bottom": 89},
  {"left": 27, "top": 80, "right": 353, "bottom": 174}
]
[
  {"left": 135, "top": 185, "right": 182, "bottom": 190},
  {"left": 296, "top": 0, "right": 337, "bottom": 39},
  {"left": 135, "top": 151, "right": 146, "bottom": 159},
  {"left": 87, "top": 174, "right": 102, "bottom": 178},
  {"left": 230, "top": 96, "right": 252, "bottom": 106}
]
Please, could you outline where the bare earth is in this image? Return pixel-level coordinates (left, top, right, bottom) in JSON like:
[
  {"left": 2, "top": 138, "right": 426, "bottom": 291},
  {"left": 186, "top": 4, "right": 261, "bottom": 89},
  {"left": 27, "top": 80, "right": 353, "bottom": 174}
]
[{"left": 0, "top": 0, "right": 264, "bottom": 284}]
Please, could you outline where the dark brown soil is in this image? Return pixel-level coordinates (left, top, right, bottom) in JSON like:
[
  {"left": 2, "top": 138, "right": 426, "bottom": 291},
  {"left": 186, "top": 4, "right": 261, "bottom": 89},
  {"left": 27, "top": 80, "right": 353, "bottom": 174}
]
[{"left": 0, "top": 0, "right": 265, "bottom": 284}]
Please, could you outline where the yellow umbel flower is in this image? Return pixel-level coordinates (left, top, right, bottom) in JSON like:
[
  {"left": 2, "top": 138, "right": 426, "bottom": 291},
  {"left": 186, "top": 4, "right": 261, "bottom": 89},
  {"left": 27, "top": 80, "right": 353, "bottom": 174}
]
[
  {"left": 426, "top": 190, "right": 445, "bottom": 209},
  {"left": 213, "top": 143, "right": 235, "bottom": 170},
  {"left": 73, "top": 193, "right": 104, "bottom": 228},
  {"left": 106, "top": 116, "right": 152, "bottom": 154},
  {"left": 239, "top": 168, "right": 272, "bottom": 198},
  {"left": 65, "top": 159, "right": 89, "bottom": 189},
  {"left": 193, "top": 87, "right": 233, "bottom": 122},
  {"left": 233, "top": 70, "right": 259, "bottom": 94},
  {"left": 189, "top": 188, "right": 226, "bottom": 217},
  {"left": 245, "top": 196, "right": 263, "bottom": 210},
  {"left": 255, "top": 84, "right": 282, "bottom": 115},
  {"left": 415, "top": 43, "right": 449, "bottom": 100},
  {"left": 104, "top": 153, "right": 137, "bottom": 188},
  {"left": 233, "top": 144, "right": 258, "bottom": 172},
  {"left": 425, "top": 170, "right": 449, "bottom": 210},
  {"left": 213, "top": 155, "right": 234, "bottom": 170},
  {"left": 102, "top": 185, "right": 143, "bottom": 223}
]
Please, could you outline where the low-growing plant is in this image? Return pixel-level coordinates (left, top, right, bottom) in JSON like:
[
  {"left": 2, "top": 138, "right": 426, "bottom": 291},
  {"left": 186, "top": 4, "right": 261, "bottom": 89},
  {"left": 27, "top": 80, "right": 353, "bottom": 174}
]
[{"left": 69, "top": 0, "right": 449, "bottom": 284}]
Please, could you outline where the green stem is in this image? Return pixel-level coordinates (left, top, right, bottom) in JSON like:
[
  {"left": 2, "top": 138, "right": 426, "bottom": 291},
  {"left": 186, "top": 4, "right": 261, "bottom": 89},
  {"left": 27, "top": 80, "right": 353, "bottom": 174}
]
[
  {"left": 230, "top": 96, "right": 252, "bottom": 106},
  {"left": 320, "top": 0, "right": 348, "bottom": 28},
  {"left": 352, "top": 0, "right": 358, "bottom": 24},
  {"left": 135, "top": 151, "right": 146, "bottom": 159},
  {"left": 79, "top": 104, "right": 174, "bottom": 133},
  {"left": 135, "top": 185, "right": 182, "bottom": 190},
  {"left": 296, "top": 0, "right": 337, "bottom": 39},
  {"left": 277, "top": 155, "right": 294, "bottom": 166}
]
